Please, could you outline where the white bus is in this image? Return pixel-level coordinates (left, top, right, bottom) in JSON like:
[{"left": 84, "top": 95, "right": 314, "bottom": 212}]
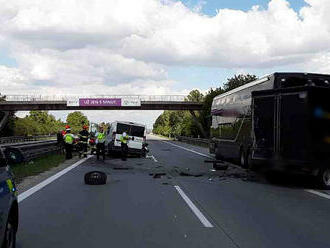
[{"left": 105, "top": 121, "right": 147, "bottom": 156}]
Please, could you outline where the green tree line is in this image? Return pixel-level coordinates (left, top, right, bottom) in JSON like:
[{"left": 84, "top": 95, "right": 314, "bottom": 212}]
[
  {"left": 0, "top": 108, "right": 89, "bottom": 137},
  {"left": 153, "top": 74, "right": 257, "bottom": 138}
]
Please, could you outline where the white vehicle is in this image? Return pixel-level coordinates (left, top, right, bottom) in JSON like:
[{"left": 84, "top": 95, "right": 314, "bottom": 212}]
[{"left": 106, "top": 121, "right": 147, "bottom": 156}]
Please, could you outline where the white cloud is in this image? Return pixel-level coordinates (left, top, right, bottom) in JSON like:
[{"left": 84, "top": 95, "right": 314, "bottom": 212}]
[
  {"left": 1, "top": 0, "right": 330, "bottom": 69},
  {"left": 1, "top": 0, "right": 330, "bottom": 126},
  {"left": 0, "top": 65, "right": 28, "bottom": 89}
]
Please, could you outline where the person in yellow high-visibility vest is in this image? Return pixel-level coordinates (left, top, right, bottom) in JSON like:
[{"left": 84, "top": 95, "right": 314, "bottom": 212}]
[
  {"left": 63, "top": 128, "right": 75, "bottom": 159},
  {"left": 120, "top": 132, "right": 130, "bottom": 161},
  {"left": 96, "top": 127, "right": 106, "bottom": 160}
]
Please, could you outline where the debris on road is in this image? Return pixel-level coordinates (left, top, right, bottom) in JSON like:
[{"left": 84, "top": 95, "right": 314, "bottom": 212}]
[
  {"left": 179, "top": 171, "right": 203, "bottom": 177},
  {"left": 152, "top": 173, "right": 166, "bottom": 179},
  {"left": 112, "top": 167, "right": 133, "bottom": 170}
]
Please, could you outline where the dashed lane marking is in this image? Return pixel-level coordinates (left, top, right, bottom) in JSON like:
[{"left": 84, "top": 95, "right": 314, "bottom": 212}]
[{"left": 174, "top": 185, "right": 213, "bottom": 228}]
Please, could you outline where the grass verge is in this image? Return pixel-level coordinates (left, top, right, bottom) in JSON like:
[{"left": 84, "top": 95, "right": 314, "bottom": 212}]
[{"left": 11, "top": 153, "right": 66, "bottom": 183}]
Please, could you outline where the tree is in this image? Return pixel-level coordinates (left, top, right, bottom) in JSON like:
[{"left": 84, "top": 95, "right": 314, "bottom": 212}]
[
  {"left": 153, "top": 74, "right": 257, "bottom": 139},
  {"left": 0, "top": 93, "right": 15, "bottom": 137},
  {"left": 223, "top": 74, "right": 257, "bottom": 92},
  {"left": 11, "top": 111, "right": 65, "bottom": 136},
  {"left": 0, "top": 94, "right": 5, "bottom": 102},
  {"left": 14, "top": 118, "right": 41, "bottom": 136},
  {"left": 185, "top": 90, "right": 207, "bottom": 137},
  {"left": 199, "top": 87, "right": 225, "bottom": 137},
  {"left": 185, "top": 89, "right": 204, "bottom": 102},
  {"left": 66, "top": 111, "right": 89, "bottom": 133}
]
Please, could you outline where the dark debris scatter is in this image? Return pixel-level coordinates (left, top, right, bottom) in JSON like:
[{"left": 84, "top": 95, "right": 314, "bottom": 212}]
[
  {"left": 113, "top": 167, "right": 133, "bottom": 170},
  {"left": 179, "top": 172, "right": 204, "bottom": 177},
  {"left": 151, "top": 173, "right": 167, "bottom": 179}
]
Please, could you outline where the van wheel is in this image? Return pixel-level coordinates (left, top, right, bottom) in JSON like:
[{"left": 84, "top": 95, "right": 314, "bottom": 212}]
[{"left": 317, "top": 167, "right": 330, "bottom": 190}]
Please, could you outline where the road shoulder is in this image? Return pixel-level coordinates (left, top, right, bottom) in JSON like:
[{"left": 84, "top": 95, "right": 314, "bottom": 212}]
[{"left": 17, "top": 156, "right": 81, "bottom": 194}]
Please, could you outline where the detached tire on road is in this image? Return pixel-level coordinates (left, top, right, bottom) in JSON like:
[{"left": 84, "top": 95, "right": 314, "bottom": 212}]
[{"left": 84, "top": 171, "right": 107, "bottom": 185}]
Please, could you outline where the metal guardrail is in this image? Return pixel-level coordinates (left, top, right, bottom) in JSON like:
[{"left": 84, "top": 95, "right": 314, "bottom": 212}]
[
  {"left": 4, "top": 95, "right": 186, "bottom": 102},
  {"left": 0, "top": 135, "right": 56, "bottom": 144},
  {"left": 176, "top": 136, "right": 210, "bottom": 146},
  {"left": 3, "top": 140, "right": 60, "bottom": 163}
]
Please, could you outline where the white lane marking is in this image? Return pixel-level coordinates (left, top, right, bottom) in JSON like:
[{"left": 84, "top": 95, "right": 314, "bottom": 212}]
[
  {"left": 162, "top": 141, "right": 213, "bottom": 159},
  {"left": 146, "top": 155, "right": 158, "bottom": 163},
  {"left": 174, "top": 185, "right": 213, "bottom": 228},
  {"left": 151, "top": 155, "right": 158, "bottom": 163},
  {"left": 146, "top": 155, "right": 158, "bottom": 162},
  {"left": 18, "top": 155, "right": 92, "bottom": 203},
  {"left": 305, "top": 189, "right": 330, "bottom": 200}
]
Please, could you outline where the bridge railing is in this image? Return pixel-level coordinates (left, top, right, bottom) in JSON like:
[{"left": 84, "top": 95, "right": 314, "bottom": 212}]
[{"left": 4, "top": 95, "right": 187, "bottom": 102}]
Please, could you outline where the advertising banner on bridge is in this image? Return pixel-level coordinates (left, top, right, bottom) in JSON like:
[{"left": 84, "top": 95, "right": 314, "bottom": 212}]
[
  {"left": 79, "top": 98, "right": 122, "bottom": 107},
  {"left": 67, "top": 98, "right": 79, "bottom": 106},
  {"left": 67, "top": 97, "right": 141, "bottom": 107},
  {"left": 121, "top": 98, "right": 141, "bottom": 107}
]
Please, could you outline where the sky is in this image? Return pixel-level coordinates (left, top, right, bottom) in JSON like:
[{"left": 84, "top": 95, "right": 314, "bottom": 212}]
[{"left": 0, "top": 0, "right": 330, "bottom": 128}]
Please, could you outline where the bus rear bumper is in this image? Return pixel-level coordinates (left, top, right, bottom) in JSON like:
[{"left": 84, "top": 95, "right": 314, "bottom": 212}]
[{"left": 252, "top": 157, "right": 327, "bottom": 176}]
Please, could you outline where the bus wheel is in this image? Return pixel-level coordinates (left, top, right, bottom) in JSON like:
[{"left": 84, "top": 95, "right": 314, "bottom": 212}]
[
  {"left": 318, "top": 167, "right": 330, "bottom": 190},
  {"left": 215, "top": 147, "right": 223, "bottom": 160},
  {"left": 240, "top": 149, "right": 248, "bottom": 169}
]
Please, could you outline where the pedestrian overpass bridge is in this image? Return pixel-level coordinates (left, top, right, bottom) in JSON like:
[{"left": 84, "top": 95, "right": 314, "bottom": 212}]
[{"left": 0, "top": 95, "right": 203, "bottom": 111}]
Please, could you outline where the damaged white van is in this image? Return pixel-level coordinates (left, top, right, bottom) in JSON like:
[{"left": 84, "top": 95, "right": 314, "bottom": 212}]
[{"left": 106, "top": 121, "right": 147, "bottom": 156}]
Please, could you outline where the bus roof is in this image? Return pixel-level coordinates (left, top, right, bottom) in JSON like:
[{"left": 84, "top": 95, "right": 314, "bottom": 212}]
[
  {"left": 213, "top": 72, "right": 330, "bottom": 102},
  {"left": 213, "top": 74, "right": 272, "bottom": 101}
]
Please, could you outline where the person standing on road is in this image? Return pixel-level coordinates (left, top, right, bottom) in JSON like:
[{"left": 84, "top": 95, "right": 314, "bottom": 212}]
[
  {"left": 63, "top": 128, "right": 75, "bottom": 159},
  {"left": 95, "top": 127, "right": 106, "bottom": 160},
  {"left": 78, "top": 125, "right": 89, "bottom": 158},
  {"left": 120, "top": 132, "right": 130, "bottom": 161}
]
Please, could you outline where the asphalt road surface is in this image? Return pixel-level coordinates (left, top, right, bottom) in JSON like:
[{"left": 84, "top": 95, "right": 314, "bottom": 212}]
[{"left": 17, "top": 135, "right": 330, "bottom": 248}]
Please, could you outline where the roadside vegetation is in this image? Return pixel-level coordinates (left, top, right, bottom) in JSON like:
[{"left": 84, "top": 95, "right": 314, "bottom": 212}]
[
  {"left": 153, "top": 74, "right": 257, "bottom": 138},
  {"left": 0, "top": 108, "right": 89, "bottom": 137},
  {"left": 11, "top": 153, "right": 66, "bottom": 183}
]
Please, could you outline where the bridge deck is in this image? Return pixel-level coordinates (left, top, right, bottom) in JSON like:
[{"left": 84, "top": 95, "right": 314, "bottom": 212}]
[{"left": 0, "top": 101, "right": 203, "bottom": 111}]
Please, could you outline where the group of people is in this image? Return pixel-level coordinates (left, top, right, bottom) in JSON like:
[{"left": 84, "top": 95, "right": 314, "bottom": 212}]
[
  {"left": 61, "top": 125, "right": 107, "bottom": 160},
  {"left": 59, "top": 125, "right": 131, "bottom": 161}
]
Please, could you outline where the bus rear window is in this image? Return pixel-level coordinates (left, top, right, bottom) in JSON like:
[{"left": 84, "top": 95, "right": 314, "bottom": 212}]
[
  {"left": 130, "top": 126, "right": 145, "bottom": 137},
  {"left": 280, "top": 76, "right": 330, "bottom": 88}
]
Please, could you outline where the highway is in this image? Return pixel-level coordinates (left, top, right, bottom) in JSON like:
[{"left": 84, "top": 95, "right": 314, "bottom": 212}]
[{"left": 16, "top": 135, "right": 330, "bottom": 248}]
